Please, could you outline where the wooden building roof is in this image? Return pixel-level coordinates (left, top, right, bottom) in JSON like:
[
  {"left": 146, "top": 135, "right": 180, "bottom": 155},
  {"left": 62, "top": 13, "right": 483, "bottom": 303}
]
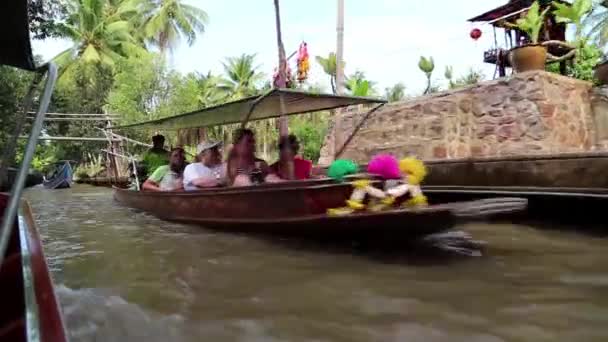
[{"left": 468, "top": 0, "right": 567, "bottom": 23}]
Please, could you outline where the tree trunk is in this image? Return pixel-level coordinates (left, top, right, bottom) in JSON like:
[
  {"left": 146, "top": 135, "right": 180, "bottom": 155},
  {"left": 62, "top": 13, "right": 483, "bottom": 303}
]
[{"left": 273, "top": 0, "right": 289, "bottom": 137}]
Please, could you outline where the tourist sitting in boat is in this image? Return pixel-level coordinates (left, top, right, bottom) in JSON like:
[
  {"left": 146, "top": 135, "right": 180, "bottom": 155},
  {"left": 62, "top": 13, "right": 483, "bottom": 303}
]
[
  {"left": 142, "top": 147, "right": 186, "bottom": 191},
  {"left": 270, "top": 134, "right": 312, "bottom": 180},
  {"left": 142, "top": 134, "right": 170, "bottom": 174},
  {"left": 182, "top": 141, "right": 226, "bottom": 190},
  {"left": 226, "top": 128, "right": 283, "bottom": 186}
]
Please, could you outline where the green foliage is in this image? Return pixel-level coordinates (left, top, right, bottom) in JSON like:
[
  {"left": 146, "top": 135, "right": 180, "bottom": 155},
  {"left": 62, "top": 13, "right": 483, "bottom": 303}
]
[
  {"left": 289, "top": 113, "right": 329, "bottom": 162},
  {"left": 139, "top": 0, "right": 208, "bottom": 52},
  {"left": 384, "top": 83, "right": 406, "bottom": 102},
  {"left": 418, "top": 56, "right": 435, "bottom": 94},
  {"left": 105, "top": 53, "right": 167, "bottom": 123},
  {"left": 54, "top": 0, "right": 146, "bottom": 76},
  {"left": 74, "top": 153, "right": 105, "bottom": 179},
  {"left": 447, "top": 67, "right": 484, "bottom": 89},
  {"left": 106, "top": 53, "right": 207, "bottom": 123},
  {"left": 28, "top": 0, "right": 67, "bottom": 39},
  {"left": 546, "top": 42, "right": 602, "bottom": 82},
  {"left": 418, "top": 56, "right": 435, "bottom": 75},
  {"left": 315, "top": 52, "right": 344, "bottom": 94},
  {"left": 221, "top": 54, "right": 265, "bottom": 98},
  {"left": 443, "top": 65, "right": 454, "bottom": 83},
  {"left": 511, "top": 1, "right": 550, "bottom": 44},
  {"left": 14, "top": 142, "right": 64, "bottom": 172},
  {"left": 0, "top": 66, "right": 33, "bottom": 149},
  {"left": 554, "top": 0, "right": 593, "bottom": 38},
  {"left": 345, "top": 71, "right": 377, "bottom": 97}
]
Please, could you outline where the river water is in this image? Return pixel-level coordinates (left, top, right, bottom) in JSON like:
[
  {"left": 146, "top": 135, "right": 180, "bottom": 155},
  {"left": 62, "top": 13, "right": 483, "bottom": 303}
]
[{"left": 24, "top": 185, "right": 608, "bottom": 342}]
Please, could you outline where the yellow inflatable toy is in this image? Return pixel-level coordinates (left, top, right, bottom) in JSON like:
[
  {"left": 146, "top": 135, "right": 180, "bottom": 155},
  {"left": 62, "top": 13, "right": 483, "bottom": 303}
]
[{"left": 384, "top": 157, "right": 428, "bottom": 207}]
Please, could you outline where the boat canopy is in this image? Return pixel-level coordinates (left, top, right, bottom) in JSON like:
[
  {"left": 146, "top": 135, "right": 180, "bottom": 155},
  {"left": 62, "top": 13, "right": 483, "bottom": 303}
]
[
  {"left": 0, "top": 0, "right": 36, "bottom": 70},
  {"left": 112, "top": 88, "right": 387, "bottom": 131}
]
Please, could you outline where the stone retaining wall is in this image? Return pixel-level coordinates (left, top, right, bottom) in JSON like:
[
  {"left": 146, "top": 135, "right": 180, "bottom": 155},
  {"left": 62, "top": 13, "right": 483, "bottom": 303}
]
[{"left": 319, "top": 71, "right": 597, "bottom": 164}]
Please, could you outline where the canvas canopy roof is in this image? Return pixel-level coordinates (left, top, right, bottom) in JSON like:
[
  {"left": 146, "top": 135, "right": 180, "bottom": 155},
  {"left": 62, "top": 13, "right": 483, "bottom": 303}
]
[
  {"left": 112, "top": 88, "right": 387, "bottom": 131},
  {"left": 0, "top": 0, "right": 36, "bottom": 70}
]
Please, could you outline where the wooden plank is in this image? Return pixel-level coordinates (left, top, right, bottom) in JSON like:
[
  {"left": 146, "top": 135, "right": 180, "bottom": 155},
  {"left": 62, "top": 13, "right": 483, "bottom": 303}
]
[
  {"left": 26, "top": 112, "right": 120, "bottom": 117},
  {"left": 18, "top": 136, "right": 120, "bottom": 142},
  {"left": 26, "top": 117, "right": 117, "bottom": 121}
]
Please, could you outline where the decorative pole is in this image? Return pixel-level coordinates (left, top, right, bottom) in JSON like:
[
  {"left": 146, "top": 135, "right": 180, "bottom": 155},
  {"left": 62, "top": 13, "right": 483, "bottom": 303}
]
[
  {"left": 335, "top": 0, "right": 345, "bottom": 95},
  {"left": 273, "top": 0, "right": 289, "bottom": 137},
  {"left": 333, "top": 0, "right": 345, "bottom": 160}
]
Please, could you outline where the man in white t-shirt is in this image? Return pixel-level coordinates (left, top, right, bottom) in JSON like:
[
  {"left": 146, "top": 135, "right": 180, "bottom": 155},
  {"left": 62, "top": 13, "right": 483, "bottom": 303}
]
[{"left": 183, "top": 141, "right": 226, "bottom": 191}]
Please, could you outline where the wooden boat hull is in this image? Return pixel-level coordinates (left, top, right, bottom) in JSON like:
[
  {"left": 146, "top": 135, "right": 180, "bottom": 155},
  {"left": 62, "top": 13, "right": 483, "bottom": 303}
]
[
  {"left": 43, "top": 162, "right": 73, "bottom": 190},
  {"left": 113, "top": 182, "right": 528, "bottom": 242},
  {"left": 0, "top": 193, "right": 68, "bottom": 342},
  {"left": 42, "top": 179, "right": 70, "bottom": 189},
  {"left": 75, "top": 176, "right": 130, "bottom": 188}
]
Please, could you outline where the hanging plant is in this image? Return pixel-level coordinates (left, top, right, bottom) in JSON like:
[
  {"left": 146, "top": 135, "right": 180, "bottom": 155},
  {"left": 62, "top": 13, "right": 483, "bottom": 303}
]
[{"left": 296, "top": 42, "right": 310, "bottom": 82}]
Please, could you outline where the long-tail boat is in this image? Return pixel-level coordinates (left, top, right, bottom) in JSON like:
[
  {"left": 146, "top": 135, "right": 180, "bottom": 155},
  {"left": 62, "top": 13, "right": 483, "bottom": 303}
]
[
  {"left": 0, "top": 0, "right": 68, "bottom": 340},
  {"left": 43, "top": 161, "right": 74, "bottom": 190},
  {"left": 112, "top": 89, "right": 528, "bottom": 241}
]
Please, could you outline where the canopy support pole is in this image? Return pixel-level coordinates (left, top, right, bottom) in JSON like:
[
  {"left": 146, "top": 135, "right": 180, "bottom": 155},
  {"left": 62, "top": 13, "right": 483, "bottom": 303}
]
[
  {"left": 334, "top": 103, "right": 385, "bottom": 159},
  {"left": 0, "top": 63, "right": 57, "bottom": 271},
  {"left": 240, "top": 89, "right": 275, "bottom": 128}
]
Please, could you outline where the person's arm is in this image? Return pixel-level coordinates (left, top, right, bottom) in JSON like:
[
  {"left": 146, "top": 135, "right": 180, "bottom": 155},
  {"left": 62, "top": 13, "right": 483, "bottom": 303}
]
[
  {"left": 192, "top": 176, "right": 220, "bottom": 188},
  {"left": 261, "top": 161, "right": 285, "bottom": 183},
  {"left": 142, "top": 166, "right": 166, "bottom": 191},
  {"left": 188, "top": 165, "right": 222, "bottom": 188},
  {"left": 142, "top": 179, "right": 161, "bottom": 191}
]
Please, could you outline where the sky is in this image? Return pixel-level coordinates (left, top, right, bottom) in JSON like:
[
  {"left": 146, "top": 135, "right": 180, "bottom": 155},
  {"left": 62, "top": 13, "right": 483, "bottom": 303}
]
[{"left": 31, "top": 0, "right": 508, "bottom": 95}]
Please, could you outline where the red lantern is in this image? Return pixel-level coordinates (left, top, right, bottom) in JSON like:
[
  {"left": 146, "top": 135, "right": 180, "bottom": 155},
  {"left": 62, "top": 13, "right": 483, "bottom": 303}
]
[{"left": 470, "top": 28, "right": 482, "bottom": 41}]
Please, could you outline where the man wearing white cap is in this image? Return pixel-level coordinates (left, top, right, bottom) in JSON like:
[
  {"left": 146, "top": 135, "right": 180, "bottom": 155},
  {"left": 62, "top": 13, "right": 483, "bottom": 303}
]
[{"left": 182, "top": 141, "right": 226, "bottom": 191}]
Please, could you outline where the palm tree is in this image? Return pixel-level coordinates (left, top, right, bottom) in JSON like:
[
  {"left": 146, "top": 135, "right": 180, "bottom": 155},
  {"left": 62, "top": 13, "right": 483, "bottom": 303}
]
[
  {"left": 53, "top": 0, "right": 144, "bottom": 75},
  {"left": 315, "top": 52, "right": 345, "bottom": 94},
  {"left": 139, "top": 0, "right": 208, "bottom": 53},
  {"left": 384, "top": 83, "right": 406, "bottom": 102},
  {"left": 196, "top": 71, "right": 229, "bottom": 106},
  {"left": 220, "top": 54, "right": 264, "bottom": 99},
  {"left": 418, "top": 56, "right": 435, "bottom": 95}
]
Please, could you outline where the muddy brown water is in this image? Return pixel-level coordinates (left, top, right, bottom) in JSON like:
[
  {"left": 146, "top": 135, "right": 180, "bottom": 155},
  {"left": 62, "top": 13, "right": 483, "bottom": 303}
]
[{"left": 24, "top": 185, "right": 608, "bottom": 342}]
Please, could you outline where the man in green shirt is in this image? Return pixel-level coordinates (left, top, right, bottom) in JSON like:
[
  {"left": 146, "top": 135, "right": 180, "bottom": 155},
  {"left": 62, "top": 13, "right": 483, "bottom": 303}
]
[
  {"left": 142, "top": 148, "right": 186, "bottom": 191},
  {"left": 141, "top": 134, "right": 169, "bottom": 175}
]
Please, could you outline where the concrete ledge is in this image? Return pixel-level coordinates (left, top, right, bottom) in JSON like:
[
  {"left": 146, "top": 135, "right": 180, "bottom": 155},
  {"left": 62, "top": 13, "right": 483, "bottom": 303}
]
[{"left": 425, "top": 152, "right": 608, "bottom": 188}]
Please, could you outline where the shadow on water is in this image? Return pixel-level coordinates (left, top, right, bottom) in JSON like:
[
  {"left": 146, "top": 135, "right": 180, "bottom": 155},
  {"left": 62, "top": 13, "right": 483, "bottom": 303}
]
[{"left": 199, "top": 229, "right": 486, "bottom": 266}]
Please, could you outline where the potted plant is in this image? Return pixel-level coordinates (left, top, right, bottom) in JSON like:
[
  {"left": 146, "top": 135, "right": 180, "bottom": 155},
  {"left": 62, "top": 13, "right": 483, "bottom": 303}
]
[{"left": 508, "top": 1, "right": 551, "bottom": 72}]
